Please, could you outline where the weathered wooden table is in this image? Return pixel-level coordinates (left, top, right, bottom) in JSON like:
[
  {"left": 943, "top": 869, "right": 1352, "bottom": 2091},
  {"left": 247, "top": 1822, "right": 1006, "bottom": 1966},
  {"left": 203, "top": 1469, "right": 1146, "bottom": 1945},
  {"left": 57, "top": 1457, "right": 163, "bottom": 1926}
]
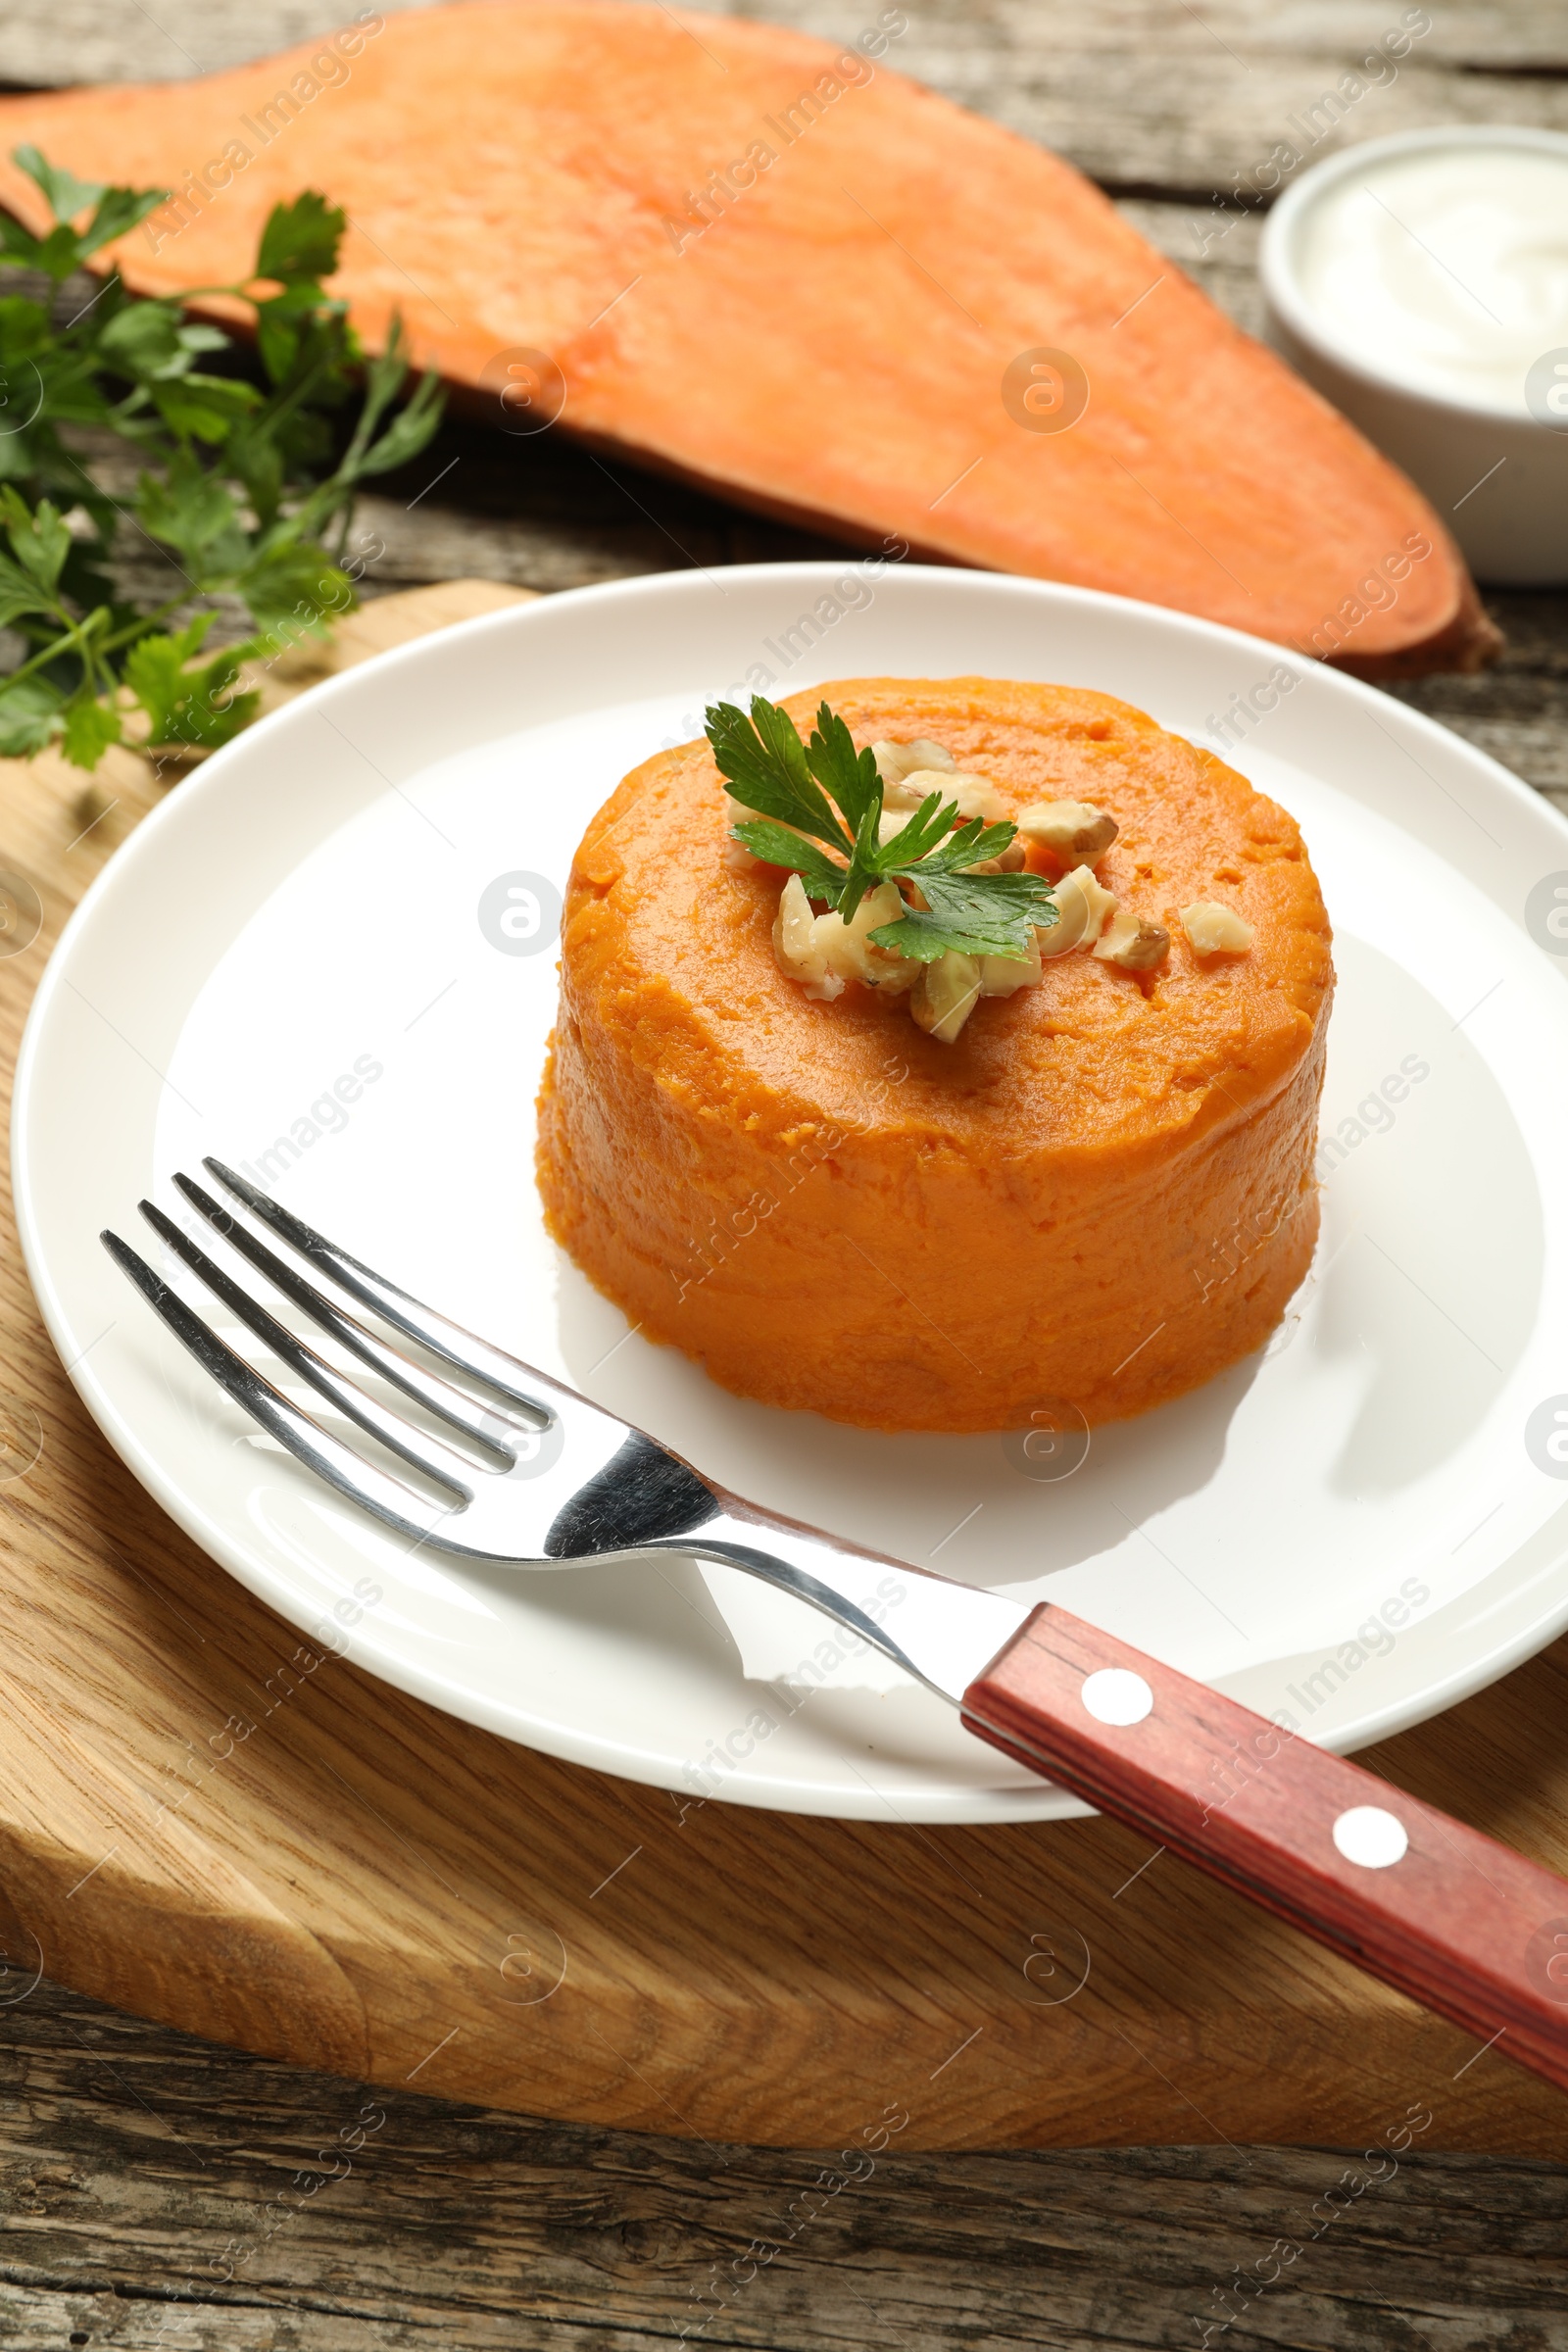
[{"left": 2, "top": 2, "right": 1566, "bottom": 2343}]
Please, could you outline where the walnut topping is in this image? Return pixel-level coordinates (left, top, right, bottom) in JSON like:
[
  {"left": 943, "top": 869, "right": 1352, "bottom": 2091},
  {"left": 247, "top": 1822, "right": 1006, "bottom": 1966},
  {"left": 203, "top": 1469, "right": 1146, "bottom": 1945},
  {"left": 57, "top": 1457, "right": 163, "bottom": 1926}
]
[
  {"left": 1037, "top": 872, "right": 1088, "bottom": 956},
  {"left": 1018, "top": 798, "right": 1119, "bottom": 859},
  {"left": 887, "top": 767, "right": 1006, "bottom": 821},
  {"left": 979, "top": 932, "right": 1043, "bottom": 996},
  {"left": 867, "top": 737, "right": 1009, "bottom": 822},
  {"left": 910, "top": 951, "right": 982, "bottom": 1043},
  {"left": 773, "top": 875, "right": 915, "bottom": 998},
  {"left": 765, "top": 760, "right": 1147, "bottom": 1043},
  {"left": 1038, "top": 862, "right": 1115, "bottom": 957},
  {"left": 1093, "top": 908, "right": 1171, "bottom": 970},
  {"left": 872, "top": 738, "right": 956, "bottom": 786},
  {"left": 820, "top": 882, "right": 918, "bottom": 994},
  {"left": 1180, "top": 902, "right": 1254, "bottom": 956},
  {"left": 773, "top": 873, "right": 842, "bottom": 999}
]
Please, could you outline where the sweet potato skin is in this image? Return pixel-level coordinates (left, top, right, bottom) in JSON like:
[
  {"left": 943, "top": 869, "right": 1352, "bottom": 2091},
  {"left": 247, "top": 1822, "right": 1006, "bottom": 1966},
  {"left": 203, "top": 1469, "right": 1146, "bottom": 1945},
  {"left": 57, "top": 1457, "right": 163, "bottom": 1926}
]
[
  {"left": 535, "top": 677, "right": 1334, "bottom": 1433},
  {"left": 0, "top": 2, "right": 1494, "bottom": 674}
]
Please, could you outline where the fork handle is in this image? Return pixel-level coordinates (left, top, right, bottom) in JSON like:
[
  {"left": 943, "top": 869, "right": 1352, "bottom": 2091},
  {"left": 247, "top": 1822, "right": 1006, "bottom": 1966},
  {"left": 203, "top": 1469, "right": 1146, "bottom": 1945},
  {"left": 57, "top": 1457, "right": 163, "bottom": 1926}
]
[{"left": 963, "top": 1605, "right": 1568, "bottom": 2093}]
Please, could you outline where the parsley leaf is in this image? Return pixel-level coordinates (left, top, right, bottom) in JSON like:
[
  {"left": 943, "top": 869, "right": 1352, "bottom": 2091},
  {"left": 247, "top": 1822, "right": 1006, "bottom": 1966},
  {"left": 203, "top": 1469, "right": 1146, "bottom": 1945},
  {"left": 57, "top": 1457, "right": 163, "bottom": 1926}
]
[
  {"left": 0, "top": 486, "right": 72, "bottom": 596},
  {"left": 78, "top": 183, "right": 169, "bottom": 261},
  {"left": 9, "top": 147, "right": 166, "bottom": 278},
  {"left": 0, "top": 150, "right": 448, "bottom": 773},
  {"left": 870, "top": 869, "right": 1054, "bottom": 962},
  {"left": 804, "top": 701, "right": 881, "bottom": 834},
  {"left": 60, "top": 688, "right": 122, "bottom": 768},
  {"left": 123, "top": 613, "right": 260, "bottom": 751},
  {"left": 13, "top": 146, "right": 104, "bottom": 224},
  {"left": 729, "top": 821, "right": 849, "bottom": 900},
  {"left": 707, "top": 695, "right": 844, "bottom": 846},
  {"left": 707, "top": 694, "right": 1058, "bottom": 964},
  {"left": 0, "top": 674, "right": 63, "bottom": 756},
  {"left": 255, "top": 190, "right": 345, "bottom": 288}
]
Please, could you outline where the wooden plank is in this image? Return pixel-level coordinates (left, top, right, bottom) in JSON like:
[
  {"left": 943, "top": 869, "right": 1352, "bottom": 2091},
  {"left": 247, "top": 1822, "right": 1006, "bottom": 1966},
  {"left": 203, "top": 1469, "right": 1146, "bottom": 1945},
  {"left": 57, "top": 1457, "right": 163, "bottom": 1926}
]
[
  {"left": 0, "top": 1978, "right": 1564, "bottom": 2350},
  {"left": 1, "top": 1, "right": 1566, "bottom": 2336},
  {"left": 3, "top": 0, "right": 1564, "bottom": 192},
  {"left": 2, "top": 578, "right": 1568, "bottom": 2169}
]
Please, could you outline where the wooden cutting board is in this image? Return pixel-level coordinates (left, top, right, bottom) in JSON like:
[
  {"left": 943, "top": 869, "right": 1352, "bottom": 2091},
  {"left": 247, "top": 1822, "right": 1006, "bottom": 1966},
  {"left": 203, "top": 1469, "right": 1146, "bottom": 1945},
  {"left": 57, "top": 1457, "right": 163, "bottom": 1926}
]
[{"left": 2, "top": 579, "right": 1565, "bottom": 2155}]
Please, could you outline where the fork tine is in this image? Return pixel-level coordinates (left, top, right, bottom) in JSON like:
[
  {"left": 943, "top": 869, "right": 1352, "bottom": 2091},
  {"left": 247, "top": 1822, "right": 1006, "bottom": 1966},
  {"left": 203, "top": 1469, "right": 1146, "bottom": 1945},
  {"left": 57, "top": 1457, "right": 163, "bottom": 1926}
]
[
  {"left": 101, "top": 1230, "right": 466, "bottom": 1543},
  {"left": 172, "top": 1172, "right": 530, "bottom": 1462},
  {"left": 203, "top": 1157, "right": 550, "bottom": 1409},
  {"left": 136, "top": 1202, "right": 473, "bottom": 1503}
]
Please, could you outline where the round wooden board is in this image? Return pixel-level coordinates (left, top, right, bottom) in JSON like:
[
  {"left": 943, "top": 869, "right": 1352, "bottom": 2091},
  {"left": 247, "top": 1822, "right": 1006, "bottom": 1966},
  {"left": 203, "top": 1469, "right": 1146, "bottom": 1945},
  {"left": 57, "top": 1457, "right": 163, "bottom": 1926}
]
[{"left": 3, "top": 580, "right": 1566, "bottom": 2156}]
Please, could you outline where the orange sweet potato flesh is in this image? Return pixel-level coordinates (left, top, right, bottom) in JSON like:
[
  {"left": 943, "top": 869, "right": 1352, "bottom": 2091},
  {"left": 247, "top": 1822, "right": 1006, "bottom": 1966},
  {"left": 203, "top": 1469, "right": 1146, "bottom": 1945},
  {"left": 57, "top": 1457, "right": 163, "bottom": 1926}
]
[
  {"left": 0, "top": 3, "right": 1494, "bottom": 675},
  {"left": 535, "top": 678, "right": 1334, "bottom": 1433}
]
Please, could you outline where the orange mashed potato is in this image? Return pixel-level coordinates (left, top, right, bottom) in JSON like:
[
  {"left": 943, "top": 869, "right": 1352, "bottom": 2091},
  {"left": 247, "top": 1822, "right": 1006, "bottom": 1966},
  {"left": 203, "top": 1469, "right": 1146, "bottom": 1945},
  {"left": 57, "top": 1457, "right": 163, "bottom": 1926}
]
[{"left": 536, "top": 677, "right": 1334, "bottom": 1432}]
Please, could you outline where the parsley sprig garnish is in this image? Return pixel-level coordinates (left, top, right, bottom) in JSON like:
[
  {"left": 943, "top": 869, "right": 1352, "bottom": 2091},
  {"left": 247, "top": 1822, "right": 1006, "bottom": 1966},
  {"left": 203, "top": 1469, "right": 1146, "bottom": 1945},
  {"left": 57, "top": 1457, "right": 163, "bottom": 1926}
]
[
  {"left": 705, "top": 695, "right": 1056, "bottom": 962},
  {"left": 0, "top": 147, "right": 445, "bottom": 769}
]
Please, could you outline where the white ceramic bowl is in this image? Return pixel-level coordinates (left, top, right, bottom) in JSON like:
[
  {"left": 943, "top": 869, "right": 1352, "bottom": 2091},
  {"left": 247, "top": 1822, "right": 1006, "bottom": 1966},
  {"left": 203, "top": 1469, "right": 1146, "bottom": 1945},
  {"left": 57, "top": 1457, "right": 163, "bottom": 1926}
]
[{"left": 1260, "top": 125, "right": 1568, "bottom": 585}]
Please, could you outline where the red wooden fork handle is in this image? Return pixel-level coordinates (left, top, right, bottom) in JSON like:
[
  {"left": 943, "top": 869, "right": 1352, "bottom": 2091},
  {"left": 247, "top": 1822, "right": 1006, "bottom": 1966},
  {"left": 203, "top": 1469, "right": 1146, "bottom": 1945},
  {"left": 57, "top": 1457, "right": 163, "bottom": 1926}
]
[{"left": 963, "top": 1605, "right": 1568, "bottom": 2095}]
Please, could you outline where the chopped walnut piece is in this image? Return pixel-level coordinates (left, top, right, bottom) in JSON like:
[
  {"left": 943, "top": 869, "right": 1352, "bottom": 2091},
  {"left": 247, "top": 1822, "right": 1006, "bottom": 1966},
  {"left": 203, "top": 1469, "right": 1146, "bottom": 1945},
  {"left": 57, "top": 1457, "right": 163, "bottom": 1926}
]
[
  {"left": 968, "top": 842, "right": 1027, "bottom": 876},
  {"left": 1037, "top": 870, "right": 1092, "bottom": 956},
  {"left": 911, "top": 952, "right": 982, "bottom": 1043},
  {"left": 1018, "top": 798, "right": 1119, "bottom": 859},
  {"left": 772, "top": 876, "right": 916, "bottom": 1001},
  {"left": 816, "top": 882, "right": 916, "bottom": 993},
  {"left": 943, "top": 771, "right": 1006, "bottom": 820},
  {"left": 1093, "top": 908, "right": 1170, "bottom": 970},
  {"left": 772, "top": 874, "right": 841, "bottom": 998},
  {"left": 1066, "top": 862, "right": 1116, "bottom": 945},
  {"left": 979, "top": 931, "right": 1043, "bottom": 997},
  {"left": 872, "top": 737, "right": 956, "bottom": 786},
  {"left": 1180, "top": 902, "right": 1254, "bottom": 955},
  {"left": 884, "top": 765, "right": 1006, "bottom": 820}
]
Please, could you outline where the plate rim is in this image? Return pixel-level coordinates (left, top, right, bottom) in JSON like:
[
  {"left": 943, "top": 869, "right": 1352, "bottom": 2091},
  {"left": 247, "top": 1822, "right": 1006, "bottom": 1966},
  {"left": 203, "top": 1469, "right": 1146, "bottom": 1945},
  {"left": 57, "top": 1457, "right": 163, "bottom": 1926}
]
[{"left": 15, "top": 559, "right": 1568, "bottom": 1820}]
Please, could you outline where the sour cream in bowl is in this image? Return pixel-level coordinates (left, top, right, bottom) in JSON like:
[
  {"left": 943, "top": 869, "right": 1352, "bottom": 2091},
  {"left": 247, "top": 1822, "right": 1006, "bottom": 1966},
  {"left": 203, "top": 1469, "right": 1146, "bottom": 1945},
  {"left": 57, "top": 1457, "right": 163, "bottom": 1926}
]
[{"left": 1261, "top": 126, "right": 1568, "bottom": 584}]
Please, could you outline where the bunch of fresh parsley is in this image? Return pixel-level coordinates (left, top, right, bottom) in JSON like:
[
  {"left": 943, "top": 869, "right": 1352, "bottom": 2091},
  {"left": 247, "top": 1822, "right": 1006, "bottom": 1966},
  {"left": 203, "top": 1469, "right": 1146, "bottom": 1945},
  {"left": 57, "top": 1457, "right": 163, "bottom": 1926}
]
[
  {"left": 0, "top": 145, "right": 444, "bottom": 770},
  {"left": 706, "top": 695, "right": 1056, "bottom": 963}
]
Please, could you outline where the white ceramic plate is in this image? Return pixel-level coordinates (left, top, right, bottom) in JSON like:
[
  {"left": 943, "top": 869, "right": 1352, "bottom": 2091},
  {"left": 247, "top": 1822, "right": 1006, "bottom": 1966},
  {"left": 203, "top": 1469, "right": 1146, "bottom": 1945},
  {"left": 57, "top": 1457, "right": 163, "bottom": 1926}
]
[{"left": 16, "top": 564, "right": 1568, "bottom": 1822}]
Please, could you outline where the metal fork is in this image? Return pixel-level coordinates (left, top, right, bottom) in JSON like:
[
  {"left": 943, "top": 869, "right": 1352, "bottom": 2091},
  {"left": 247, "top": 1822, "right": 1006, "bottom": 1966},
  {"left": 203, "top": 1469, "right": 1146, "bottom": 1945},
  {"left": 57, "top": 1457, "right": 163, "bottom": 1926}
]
[{"left": 104, "top": 1160, "right": 1568, "bottom": 2094}]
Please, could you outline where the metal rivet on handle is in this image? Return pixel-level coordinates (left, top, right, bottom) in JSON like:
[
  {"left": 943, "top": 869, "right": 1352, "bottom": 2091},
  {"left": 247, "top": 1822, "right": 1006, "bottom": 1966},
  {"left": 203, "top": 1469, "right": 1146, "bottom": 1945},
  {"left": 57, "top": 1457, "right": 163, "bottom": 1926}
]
[
  {"left": 1332, "top": 1805, "right": 1409, "bottom": 1869},
  {"left": 1081, "top": 1668, "right": 1153, "bottom": 1726}
]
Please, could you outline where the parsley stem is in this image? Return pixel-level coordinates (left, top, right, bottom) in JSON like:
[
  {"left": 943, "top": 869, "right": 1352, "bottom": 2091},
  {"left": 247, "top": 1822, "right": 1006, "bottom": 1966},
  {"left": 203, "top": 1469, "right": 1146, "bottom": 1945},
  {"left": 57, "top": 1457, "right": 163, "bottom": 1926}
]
[
  {"left": 95, "top": 594, "right": 192, "bottom": 658},
  {"left": 2, "top": 603, "right": 108, "bottom": 696}
]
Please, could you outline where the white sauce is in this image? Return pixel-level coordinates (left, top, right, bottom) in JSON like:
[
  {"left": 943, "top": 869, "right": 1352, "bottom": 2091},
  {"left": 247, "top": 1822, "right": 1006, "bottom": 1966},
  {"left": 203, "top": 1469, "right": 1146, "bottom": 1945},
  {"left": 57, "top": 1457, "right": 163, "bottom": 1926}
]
[{"left": 1293, "top": 143, "right": 1568, "bottom": 416}]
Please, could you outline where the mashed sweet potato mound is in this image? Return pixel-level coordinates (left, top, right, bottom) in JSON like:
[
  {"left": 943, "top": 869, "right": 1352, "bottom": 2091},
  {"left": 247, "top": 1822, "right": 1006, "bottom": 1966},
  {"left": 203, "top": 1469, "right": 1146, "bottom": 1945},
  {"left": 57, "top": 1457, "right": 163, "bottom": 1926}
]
[{"left": 536, "top": 677, "right": 1334, "bottom": 1432}]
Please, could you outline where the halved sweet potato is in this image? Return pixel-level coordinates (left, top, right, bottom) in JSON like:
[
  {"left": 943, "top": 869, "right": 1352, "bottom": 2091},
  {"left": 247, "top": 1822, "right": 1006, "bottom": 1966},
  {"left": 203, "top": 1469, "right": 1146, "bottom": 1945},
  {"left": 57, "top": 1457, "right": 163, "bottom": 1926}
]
[{"left": 0, "top": 2, "right": 1495, "bottom": 673}]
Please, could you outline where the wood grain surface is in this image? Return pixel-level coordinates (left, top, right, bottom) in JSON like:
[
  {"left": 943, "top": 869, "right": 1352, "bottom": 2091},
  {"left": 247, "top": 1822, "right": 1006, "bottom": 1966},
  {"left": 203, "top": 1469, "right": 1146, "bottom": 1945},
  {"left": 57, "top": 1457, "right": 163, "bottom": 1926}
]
[
  {"left": 1, "top": 1977, "right": 1566, "bottom": 2350},
  {"left": 2, "top": 0, "right": 1567, "bottom": 2341},
  {"left": 7, "top": 616, "right": 1568, "bottom": 2157}
]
